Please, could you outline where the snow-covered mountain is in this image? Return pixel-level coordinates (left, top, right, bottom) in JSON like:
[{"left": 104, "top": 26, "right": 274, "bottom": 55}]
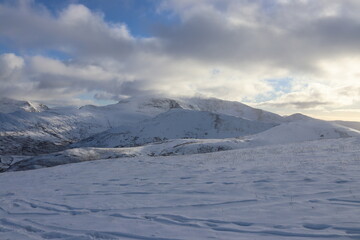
[
  {"left": 74, "top": 109, "right": 277, "bottom": 148},
  {"left": 181, "top": 97, "right": 284, "bottom": 123},
  {"left": 247, "top": 119, "right": 360, "bottom": 145},
  {"left": 0, "top": 96, "right": 284, "bottom": 155},
  {"left": 0, "top": 98, "right": 49, "bottom": 113},
  {"left": 109, "top": 96, "right": 285, "bottom": 123},
  {"left": 1, "top": 96, "right": 360, "bottom": 158},
  {"left": 0, "top": 97, "right": 178, "bottom": 155},
  {"left": 9, "top": 118, "right": 360, "bottom": 172},
  {"left": 0, "top": 108, "right": 107, "bottom": 155},
  {"left": 284, "top": 113, "right": 315, "bottom": 122}
]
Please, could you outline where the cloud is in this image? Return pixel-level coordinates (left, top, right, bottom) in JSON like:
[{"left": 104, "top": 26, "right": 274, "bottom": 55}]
[
  {"left": 0, "top": 53, "right": 24, "bottom": 81},
  {"left": 0, "top": 1, "right": 143, "bottom": 59},
  {"left": 271, "top": 101, "right": 330, "bottom": 109},
  {"left": 0, "top": 53, "right": 36, "bottom": 100},
  {"left": 156, "top": 0, "right": 360, "bottom": 73},
  {"left": 1, "top": 0, "right": 360, "bottom": 119},
  {"left": 258, "top": 83, "right": 360, "bottom": 112}
]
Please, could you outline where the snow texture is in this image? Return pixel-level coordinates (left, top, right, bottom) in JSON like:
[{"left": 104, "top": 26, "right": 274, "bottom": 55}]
[
  {"left": 1, "top": 137, "right": 360, "bottom": 239},
  {"left": 8, "top": 118, "right": 360, "bottom": 171},
  {"left": 74, "top": 109, "right": 277, "bottom": 148}
]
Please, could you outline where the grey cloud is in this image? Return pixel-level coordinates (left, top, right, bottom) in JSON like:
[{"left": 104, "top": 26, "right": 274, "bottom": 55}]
[
  {"left": 156, "top": 14, "right": 272, "bottom": 63},
  {"left": 291, "top": 17, "right": 360, "bottom": 53},
  {"left": 155, "top": 11, "right": 360, "bottom": 73},
  {"left": 92, "top": 80, "right": 162, "bottom": 102},
  {"left": 258, "top": 83, "right": 360, "bottom": 111},
  {"left": 337, "top": 86, "right": 360, "bottom": 97},
  {"left": 116, "top": 80, "right": 161, "bottom": 97},
  {"left": 264, "top": 101, "right": 331, "bottom": 109}
]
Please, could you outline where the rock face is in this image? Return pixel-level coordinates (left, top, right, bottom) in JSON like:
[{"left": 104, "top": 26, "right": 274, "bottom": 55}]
[{"left": 0, "top": 135, "right": 67, "bottom": 156}]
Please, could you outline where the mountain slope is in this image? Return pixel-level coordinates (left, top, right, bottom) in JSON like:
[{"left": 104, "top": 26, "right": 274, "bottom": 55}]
[
  {"left": 115, "top": 96, "right": 285, "bottom": 123},
  {"left": 1, "top": 96, "right": 359, "bottom": 156},
  {"left": 0, "top": 98, "right": 175, "bottom": 155},
  {"left": 333, "top": 120, "right": 360, "bottom": 131},
  {"left": 182, "top": 97, "right": 284, "bottom": 123},
  {"left": 10, "top": 119, "right": 360, "bottom": 171},
  {"left": 0, "top": 98, "right": 48, "bottom": 113},
  {"left": 2, "top": 137, "right": 360, "bottom": 239},
  {"left": 74, "top": 109, "right": 277, "bottom": 148},
  {"left": 284, "top": 113, "right": 315, "bottom": 122}
]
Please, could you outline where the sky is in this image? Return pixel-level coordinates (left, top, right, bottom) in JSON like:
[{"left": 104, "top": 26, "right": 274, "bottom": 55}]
[{"left": 1, "top": 0, "right": 360, "bottom": 120}]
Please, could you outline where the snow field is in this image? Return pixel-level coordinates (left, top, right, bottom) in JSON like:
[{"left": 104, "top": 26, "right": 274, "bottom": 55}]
[{"left": 1, "top": 138, "right": 360, "bottom": 239}]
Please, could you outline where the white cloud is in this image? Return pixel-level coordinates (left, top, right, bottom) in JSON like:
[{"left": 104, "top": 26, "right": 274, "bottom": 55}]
[
  {"left": 30, "top": 56, "right": 116, "bottom": 81},
  {"left": 0, "top": 53, "right": 24, "bottom": 80}
]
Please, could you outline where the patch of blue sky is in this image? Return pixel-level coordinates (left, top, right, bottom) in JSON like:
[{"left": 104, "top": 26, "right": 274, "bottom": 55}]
[
  {"left": 210, "top": 68, "right": 221, "bottom": 77},
  {"left": 0, "top": 38, "right": 72, "bottom": 61},
  {"left": 19, "top": 48, "right": 73, "bottom": 61},
  {"left": 0, "top": 35, "right": 26, "bottom": 55},
  {"left": 249, "top": 92, "right": 276, "bottom": 103},
  {"left": 245, "top": 77, "right": 294, "bottom": 103},
  {"left": 266, "top": 77, "right": 293, "bottom": 94},
  {"left": 0, "top": 42, "right": 15, "bottom": 55}
]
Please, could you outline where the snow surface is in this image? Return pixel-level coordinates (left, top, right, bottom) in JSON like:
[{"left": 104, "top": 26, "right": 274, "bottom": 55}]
[
  {"left": 8, "top": 118, "right": 360, "bottom": 171},
  {"left": 333, "top": 120, "right": 360, "bottom": 131},
  {"left": 74, "top": 109, "right": 277, "bottom": 148},
  {"left": 248, "top": 119, "right": 360, "bottom": 145},
  {"left": 284, "top": 113, "right": 314, "bottom": 122},
  {"left": 180, "top": 97, "right": 284, "bottom": 123},
  {"left": 1, "top": 137, "right": 360, "bottom": 239},
  {"left": 101, "top": 96, "right": 284, "bottom": 123}
]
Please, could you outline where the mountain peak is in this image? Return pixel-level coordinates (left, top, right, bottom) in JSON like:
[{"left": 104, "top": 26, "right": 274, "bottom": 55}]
[
  {"left": 112, "top": 95, "right": 285, "bottom": 123},
  {"left": 284, "top": 113, "right": 314, "bottom": 122},
  {"left": 134, "top": 97, "right": 183, "bottom": 110},
  {"left": 0, "top": 98, "right": 49, "bottom": 114}
]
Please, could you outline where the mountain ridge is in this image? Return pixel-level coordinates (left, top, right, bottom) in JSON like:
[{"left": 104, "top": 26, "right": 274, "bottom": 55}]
[
  {"left": 0, "top": 98, "right": 49, "bottom": 114},
  {"left": 74, "top": 108, "right": 278, "bottom": 148},
  {"left": 1, "top": 96, "right": 359, "bottom": 157}
]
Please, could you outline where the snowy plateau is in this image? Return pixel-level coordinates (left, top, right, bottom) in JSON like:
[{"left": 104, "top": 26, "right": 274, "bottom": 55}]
[{"left": 0, "top": 96, "right": 360, "bottom": 239}]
